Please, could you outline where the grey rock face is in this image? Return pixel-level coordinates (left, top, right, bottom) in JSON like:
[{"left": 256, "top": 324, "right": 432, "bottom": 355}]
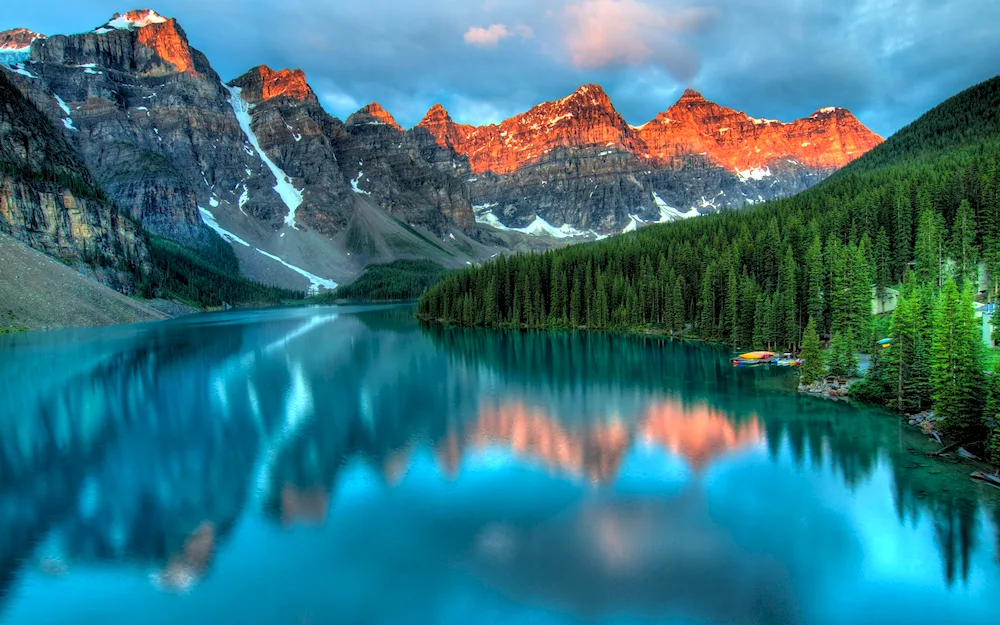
[{"left": 0, "top": 71, "right": 150, "bottom": 292}]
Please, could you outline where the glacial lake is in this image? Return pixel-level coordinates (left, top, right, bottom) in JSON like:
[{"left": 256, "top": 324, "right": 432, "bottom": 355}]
[{"left": 1, "top": 304, "right": 998, "bottom": 624}]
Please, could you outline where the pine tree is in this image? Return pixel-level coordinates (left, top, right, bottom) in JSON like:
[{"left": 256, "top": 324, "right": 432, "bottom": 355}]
[
  {"left": 805, "top": 235, "right": 825, "bottom": 329},
  {"left": 829, "top": 236, "right": 850, "bottom": 337},
  {"left": 485, "top": 277, "right": 499, "bottom": 327},
  {"left": 698, "top": 262, "right": 717, "bottom": 337},
  {"left": 799, "top": 317, "right": 825, "bottom": 385},
  {"left": 753, "top": 293, "right": 767, "bottom": 349},
  {"left": 849, "top": 240, "right": 875, "bottom": 350},
  {"left": 930, "top": 280, "right": 986, "bottom": 439},
  {"left": 550, "top": 257, "right": 567, "bottom": 325},
  {"left": 778, "top": 246, "right": 798, "bottom": 350},
  {"left": 874, "top": 228, "right": 892, "bottom": 312},
  {"left": 887, "top": 285, "right": 933, "bottom": 413},
  {"left": 828, "top": 331, "right": 859, "bottom": 378},
  {"left": 915, "top": 209, "right": 940, "bottom": 287},
  {"left": 569, "top": 273, "right": 582, "bottom": 327},
  {"left": 671, "top": 277, "right": 685, "bottom": 332},
  {"left": 950, "top": 199, "right": 978, "bottom": 286}
]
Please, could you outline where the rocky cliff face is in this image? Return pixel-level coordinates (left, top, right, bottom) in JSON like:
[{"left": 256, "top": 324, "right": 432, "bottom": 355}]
[
  {"left": 227, "top": 64, "right": 354, "bottom": 235},
  {"left": 2, "top": 12, "right": 250, "bottom": 246},
  {"left": 335, "top": 102, "right": 476, "bottom": 234},
  {"left": 225, "top": 65, "right": 478, "bottom": 238},
  {"left": 0, "top": 71, "right": 150, "bottom": 291},
  {"left": 416, "top": 85, "right": 883, "bottom": 232}
]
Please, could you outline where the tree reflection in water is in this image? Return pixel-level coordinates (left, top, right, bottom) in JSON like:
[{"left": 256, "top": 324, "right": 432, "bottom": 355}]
[{"left": 0, "top": 307, "right": 998, "bottom": 623}]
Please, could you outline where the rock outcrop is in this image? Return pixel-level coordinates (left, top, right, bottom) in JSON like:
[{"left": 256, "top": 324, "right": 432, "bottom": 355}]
[{"left": 0, "top": 71, "right": 150, "bottom": 291}]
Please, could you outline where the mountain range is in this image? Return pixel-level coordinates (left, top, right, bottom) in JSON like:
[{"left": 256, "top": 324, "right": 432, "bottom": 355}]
[{"left": 0, "top": 8, "right": 883, "bottom": 295}]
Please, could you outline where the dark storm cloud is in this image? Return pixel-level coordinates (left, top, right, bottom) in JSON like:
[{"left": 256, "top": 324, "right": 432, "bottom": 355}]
[{"left": 4, "top": 0, "right": 1000, "bottom": 135}]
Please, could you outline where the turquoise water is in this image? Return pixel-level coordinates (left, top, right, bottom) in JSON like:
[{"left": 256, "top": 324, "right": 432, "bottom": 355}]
[{"left": 0, "top": 305, "right": 998, "bottom": 624}]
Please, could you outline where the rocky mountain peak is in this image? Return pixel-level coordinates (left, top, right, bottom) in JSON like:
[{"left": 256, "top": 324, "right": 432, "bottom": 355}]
[
  {"left": 230, "top": 65, "right": 316, "bottom": 103},
  {"left": 809, "top": 106, "right": 849, "bottom": 119},
  {"left": 417, "top": 104, "right": 473, "bottom": 152},
  {"left": 678, "top": 88, "right": 707, "bottom": 103},
  {"left": 636, "top": 88, "right": 882, "bottom": 173},
  {"left": 349, "top": 102, "right": 403, "bottom": 131},
  {"left": 0, "top": 28, "right": 45, "bottom": 50},
  {"left": 85, "top": 9, "right": 200, "bottom": 75},
  {"left": 554, "top": 83, "right": 617, "bottom": 115},
  {"left": 421, "top": 104, "right": 452, "bottom": 124},
  {"left": 660, "top": 88, "right": 733, "bottom": 120},
  {"left": 96, "top": 9, "right": 171, "bottom": 33}
]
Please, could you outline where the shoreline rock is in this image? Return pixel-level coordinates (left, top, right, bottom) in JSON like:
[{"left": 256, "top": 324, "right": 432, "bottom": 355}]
[{"left": 798, "top": 376, "right": 858, "bottom": 400}]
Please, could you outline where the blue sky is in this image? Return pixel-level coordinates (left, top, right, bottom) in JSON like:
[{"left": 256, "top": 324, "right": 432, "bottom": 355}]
[{"left": 5, "top": 0, "right": 1000, "bottom": 137}]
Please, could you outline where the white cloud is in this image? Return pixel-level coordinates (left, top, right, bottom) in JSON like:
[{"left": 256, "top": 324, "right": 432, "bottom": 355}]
[
  {"left": 464, "top": 24, "right": 511, "bottom": 47},
  {"left": 463, "top": 22, "right": 534, "bottom": 47}
]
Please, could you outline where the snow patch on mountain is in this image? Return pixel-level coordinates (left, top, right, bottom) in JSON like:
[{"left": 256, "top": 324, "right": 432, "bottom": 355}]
[
  {"left": 476, "top": 211, "right": 591, "bottom": 239},
  {"left": 52, "top": 94, "right": 77, "bottom": 130},
  {"left": 350, "top": 170, "right": 371, "bottom": 195},
  {"left": 653, "top": 192, "right": 700, "bottom": 222},
  {"left": 255, "top": 249, "right": 337, "bottom": 294},
  {"left": 224, "top": 83, "right": 303, "bottom": 228},
  {"left": 736, "top": 166, "right": 772, "bottom": 182},
  {"left": 199, "top": 207, "right": 250, "bottom": 247},
  {"left": 100, "top": 10, "right": 168, "bottom": 32}
]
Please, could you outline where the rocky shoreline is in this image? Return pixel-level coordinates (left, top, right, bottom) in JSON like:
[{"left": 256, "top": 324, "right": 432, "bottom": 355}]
[
  {"left": 798, "top": 376, "right": 858, "bottom": 400},
  {"left": 798, "top": 376, "right": 998, "bottom": 483}
]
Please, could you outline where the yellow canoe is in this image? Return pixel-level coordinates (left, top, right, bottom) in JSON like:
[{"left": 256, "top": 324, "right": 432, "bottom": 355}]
[{"left": 737, "top": 351, "right": 775, "bottom": 360}]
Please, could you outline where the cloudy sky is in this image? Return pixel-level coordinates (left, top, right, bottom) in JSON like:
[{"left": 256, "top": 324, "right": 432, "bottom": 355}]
[{"left": 6, "top": 0, "right": 1000, "bottom": 136}]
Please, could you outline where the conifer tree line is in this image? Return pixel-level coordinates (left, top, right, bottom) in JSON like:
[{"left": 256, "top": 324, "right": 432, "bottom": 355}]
[
  {"left": 418, "top": 76, "right": 1000, "bottom": 460},
  {"left": 419, "top": 137, "right": 1000, "bottom": 347}
]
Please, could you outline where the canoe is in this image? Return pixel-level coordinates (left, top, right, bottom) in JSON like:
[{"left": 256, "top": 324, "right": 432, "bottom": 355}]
[{"left": 732, "top": 351, "right": 776, "bottom": 367}]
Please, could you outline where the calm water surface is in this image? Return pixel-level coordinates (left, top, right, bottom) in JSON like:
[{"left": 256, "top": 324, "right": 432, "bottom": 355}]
[{"left": 1, "top": 305, "right": 998, "bottom": 625}]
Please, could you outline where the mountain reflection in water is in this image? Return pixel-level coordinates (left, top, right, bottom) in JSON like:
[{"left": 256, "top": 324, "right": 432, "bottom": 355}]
[{"left": 0, "top": 305, "right": 998, "bottom": 625}]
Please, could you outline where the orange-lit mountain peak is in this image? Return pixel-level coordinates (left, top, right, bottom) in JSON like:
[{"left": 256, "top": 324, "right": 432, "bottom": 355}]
[
  {"left": 229, "top": 65, "right": 316, "bottom": 104},
  {"left": 417, "top": 103, "right": 478, "bottom": 152},
  {"left": 258, "top": 66, "right": 314, "bottom": 101},
  {"left": 556, "top": 83, "right": 615, "bottom": 109},
  {"left": 417, "top": 85, "right": 880, "bottom": 176},
  {"left": 677, "top": 88, "right": 708, "bottom": 103},
  {"left": 349, "top": 102, "right": 404, "bottom": 131},
  {"left": 420, "top": 103, "right": 452, "bottom": 124}
]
